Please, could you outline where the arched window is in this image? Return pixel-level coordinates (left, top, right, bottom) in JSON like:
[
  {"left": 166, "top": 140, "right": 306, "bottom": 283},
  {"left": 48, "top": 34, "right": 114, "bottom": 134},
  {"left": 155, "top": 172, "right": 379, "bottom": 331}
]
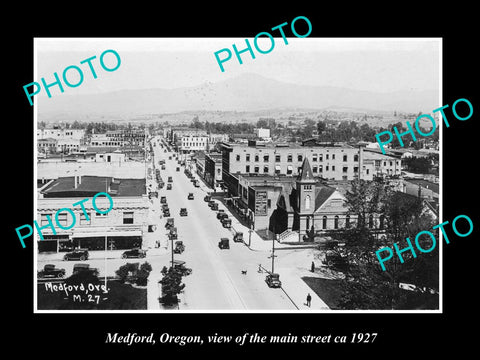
[
  {"left": 305, "top": 195, "right": 311, "bottom": 210},
  {"left": 369, "top": 214, "right": 374, "bottom": 228},
  {"left": 334, "top": 215, "right": 339, "bottom": 229},
  {"left": 379, "top": 215, "right": 385, "bottom": 229},
  {"left": 322, "top": 216, "right": 327, "bottom": 229},
  {"left": 346, "top": 215, "right": 351, "bottom": 228}
]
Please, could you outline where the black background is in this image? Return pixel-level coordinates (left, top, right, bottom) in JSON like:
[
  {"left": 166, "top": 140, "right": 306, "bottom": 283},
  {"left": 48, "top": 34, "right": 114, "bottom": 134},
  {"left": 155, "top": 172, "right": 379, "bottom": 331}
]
[{"left": 5, "top": 4, "right": 478, "bottom": 355}]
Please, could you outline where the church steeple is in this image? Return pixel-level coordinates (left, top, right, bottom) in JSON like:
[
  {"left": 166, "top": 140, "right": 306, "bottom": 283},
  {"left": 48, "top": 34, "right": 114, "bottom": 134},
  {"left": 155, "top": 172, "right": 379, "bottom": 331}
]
[{"left": 297, "top": 157, "right": 315, "bottom": 182}]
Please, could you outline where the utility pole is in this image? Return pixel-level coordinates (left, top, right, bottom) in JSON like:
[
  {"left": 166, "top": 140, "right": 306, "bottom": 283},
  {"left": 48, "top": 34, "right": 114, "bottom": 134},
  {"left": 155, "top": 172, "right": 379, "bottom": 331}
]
[{"left": 271, "top": 236, "right": 276, "bottom": 274}]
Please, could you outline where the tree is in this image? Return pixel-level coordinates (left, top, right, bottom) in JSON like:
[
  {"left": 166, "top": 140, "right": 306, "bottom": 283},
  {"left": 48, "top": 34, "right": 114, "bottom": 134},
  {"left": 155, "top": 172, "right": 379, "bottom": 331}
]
[
  {"left": 316, "top": 120, "right": 326, "bottom": 137},
  {"left": 159, "top": 267, "right": 185, "bottom": 305}
]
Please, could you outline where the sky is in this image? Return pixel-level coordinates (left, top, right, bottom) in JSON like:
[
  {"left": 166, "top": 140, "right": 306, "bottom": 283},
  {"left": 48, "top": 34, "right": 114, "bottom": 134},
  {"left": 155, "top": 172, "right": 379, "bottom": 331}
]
[{"left": 34, "top": 37, "right": 441, "bottom": 96}]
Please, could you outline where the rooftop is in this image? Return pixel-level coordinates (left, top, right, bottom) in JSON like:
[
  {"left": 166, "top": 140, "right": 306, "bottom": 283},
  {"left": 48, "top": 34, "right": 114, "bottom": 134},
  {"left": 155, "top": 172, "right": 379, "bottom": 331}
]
[{"left": 41, "top": 175, "right": 146, "bottom": 198}]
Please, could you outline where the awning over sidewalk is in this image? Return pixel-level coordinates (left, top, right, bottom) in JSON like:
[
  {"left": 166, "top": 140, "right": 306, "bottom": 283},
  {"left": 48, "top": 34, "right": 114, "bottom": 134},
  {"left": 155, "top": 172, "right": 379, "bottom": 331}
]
[{"left": 72, "top": 230, "right": 142, "bottom": 238}]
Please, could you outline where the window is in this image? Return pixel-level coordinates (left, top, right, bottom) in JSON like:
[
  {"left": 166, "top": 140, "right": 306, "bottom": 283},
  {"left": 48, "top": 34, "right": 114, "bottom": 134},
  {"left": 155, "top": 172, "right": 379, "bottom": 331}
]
[
  {"left": 326, "top": 166, "right": 329, "bottom": 171},
  {"left": 312, "top": 166, "right": 318, "bottom": 173},
  {"left": 354, "top": 167, "right": 358, "bottom": 173},
  {"left": 40, "top": 214, "right": 52, "bottom": 226},
  {"left": 275, "top": 154, "right": 281, "bottom": 162},
  {"left": 384, "top": 161, "right": 387, "bottom": 166},
  {"left": 96, "top": 212, "right": 107, "bottom": 217},
  {"left": 379, "top": 215, "right": 385, "bottom": 229},
  {"left": 319, "top": 165, "right": 323, "bottom": 172},
  {"left": 304, "top": 185, "right": 312, "bottom": 190},
  {"left": 254, "top": 154, "right": 259, "bottom": 162},
  {"left": 322, "top": 216, "right": 328, "bottom": 229},
  {"left": 236, "top": 154, "right": 240, "bottom": 161},
  {"left": 390, "top": 161, "right": 393, "bottom": 166},
  {"left": 56, "top": 212, "right": 68, "bottom": 227},
  {"left": 319, "top": 154, "right": 323, "bottom": 162},
  {"left": 264, "top": 155, "right": 269, "bottom": 162},
  {"left": 343, "top": 167, "right": 348, "bottom": 173},
  {"left": 254, "top": 166, "right": 259, "bottom": 173},
  {"left": 263, "top": 166, "right": 269, "bottom": 173},
  {"left": 366, "top": 169, "right": 370, "bottom": 174},
  {"left": 305, "top": 195, "right": 311, "bottom": 210},
  {"left": 217, "top": 168, "right": 221, "bottom": 175},
  {"left": 343, "top": 154, "right": 348, "bottom": 162},
  {"left": 332, "top": 154, "right": 335, "bottom": 160},
  {"left": 332, "top": 166, "right": 335, "bottom": 171},
  {"left": 326, "top": 154, "right": 329, "bottom": 160},
  {"left": 297, "top": 154, "right": 303, "bottom": 162},
  {"left": 80, "top": 213, "right": 91, "bottom": 225},
  {"left": 369, "top": 214, "right": 374, "bottom": 228},
  {"left": 346, "top": 215, "right": 351, "bottom": 228},
  {"left": 267, "top": 199, "right": 272, "bottom": 208},
  {"left": 286, "top": 166, "right": 293, "bottom": 175},
  {"left": 123, "top": 212, "right": 134, "bottom": 224},
  {"left": 334, "top": 215, "right": 339, "bottom": 229},
  {"left": 354, "top": 154, "right": 359, "bottom": 162},
  {"left": 287, "top": 154, "right": 293, "bottom": 162},
  {"left": 246, "top": 154, "right": 250, "bottom": 162},
  {"left": 312, "top": 154, "right": 317, "bottom": 162}
]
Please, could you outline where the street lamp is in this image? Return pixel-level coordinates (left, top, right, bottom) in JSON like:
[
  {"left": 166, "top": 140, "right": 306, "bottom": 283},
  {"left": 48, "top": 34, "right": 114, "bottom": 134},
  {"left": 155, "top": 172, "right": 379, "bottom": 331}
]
[{"left": 104, "top": 227, "right": 114, "bottom": 288}]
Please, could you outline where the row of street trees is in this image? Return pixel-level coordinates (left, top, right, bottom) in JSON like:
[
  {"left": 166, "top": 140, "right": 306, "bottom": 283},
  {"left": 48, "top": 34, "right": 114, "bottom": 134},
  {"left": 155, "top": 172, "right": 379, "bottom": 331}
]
[{"left": 326, "top": 178, "right": 439, "bottom": 309}]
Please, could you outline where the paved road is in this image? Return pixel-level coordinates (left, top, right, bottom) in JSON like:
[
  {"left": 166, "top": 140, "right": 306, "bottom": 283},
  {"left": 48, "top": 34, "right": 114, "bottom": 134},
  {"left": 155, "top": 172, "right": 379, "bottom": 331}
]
[{"left": 153, "top": 137, "right": 296, "bottom": 310}]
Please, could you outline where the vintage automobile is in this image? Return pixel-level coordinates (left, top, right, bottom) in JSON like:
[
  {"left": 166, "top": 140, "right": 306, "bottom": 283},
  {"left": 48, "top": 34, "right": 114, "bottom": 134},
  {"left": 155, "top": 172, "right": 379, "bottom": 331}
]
[
  {"left": 168, "top": 176, "right": 173, "bottom": 183},
  {"left": 221, "top": 218, "right": 232, "bottom": 228},
  {"left": 208, "top": 200, "right": 216, "bottom": 208},
  {"left": 162, "top": 203, "right": 169, "bottom": 211},
  {"left": 210, "top": 202, "right": 219, "bottom": 211},
  {"left": 122, "top": 248, "right": 147, "bottom": 259},
  {"left": 233, "top": 232, "right": 244, "bottom": 243},
  {"left": 173, "top": 241, "right": 185, "bottom": 254},
  {"left": 163, "top": 209, "right": 170, "bottom": 217},
  {"left": 204, "top": 195, "right": 211, "bottom": 202},
  {"left": 161, "top": 165, "right": 166, "bottom": 170},
  {"left": 193, "top": 180, "right": 200, "bottom": 187},
  {"left": 179, "top": 208, "right": 188, "bottom": 216},
  {"left": 72, "top": 263, "right": 99, "bottom": 275},
  {"left": 37, "top": 264, "right": 66, "bottom": 278},
  {"left": 176, "top": 167, "right": 180, "bottom": 172},
  {"left": 63, "top": 249, "right": 89, "bottom": 261},
  {"left": 187, "top": 193, "right": 194, "bottom": 200},
  {"left": 323, "top": 250, "right": 349, "bottom": 270},
  {"left": 172, "top": 260, "right": 192, "bottom": 276},
  {"left": 216, "top": 210, "right": 227, "bottom": 219},
  {"left": 218, "top": 238, "right": 230, "bottom": 249},
  {"left": 160, "top": 196, "right": 167, "bottom": 204},
  {"left": 165, "top": 218, "right": 175, "bottom": 229},
  {"left": 166, "top": 183, "right": 172, "bottom": 190},
  {"left": 265, "top": 273, "right": 282, "bottom": 288},
  {"left": 169, "top": 227, "right": 178, "bottom": 240}
]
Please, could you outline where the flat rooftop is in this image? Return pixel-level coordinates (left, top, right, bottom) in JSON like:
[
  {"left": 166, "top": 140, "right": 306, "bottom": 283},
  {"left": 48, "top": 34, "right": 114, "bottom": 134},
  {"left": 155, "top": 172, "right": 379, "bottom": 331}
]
[{"left": 41, "top": 176, "right": 146, "bottom": 198}]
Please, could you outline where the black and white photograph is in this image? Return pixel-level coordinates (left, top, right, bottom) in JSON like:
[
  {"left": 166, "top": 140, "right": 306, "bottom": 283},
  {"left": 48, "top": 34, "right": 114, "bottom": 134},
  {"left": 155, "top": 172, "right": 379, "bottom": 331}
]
[
  {"left": 6, "top": 5, "right": 478, "bottom": 354},
  {"left": 33, "top": 37, "right": 441, "bottom": 312}
]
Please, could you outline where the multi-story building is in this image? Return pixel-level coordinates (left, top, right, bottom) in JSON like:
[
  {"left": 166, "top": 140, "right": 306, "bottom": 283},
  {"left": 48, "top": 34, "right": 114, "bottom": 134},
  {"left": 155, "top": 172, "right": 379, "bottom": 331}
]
[
  {"left": 37, "top": 128, "right": 86, "bottom": 154},
  {"left": 218, "top": 141, "right": 402, "bottom": 197},
  {"left": 105, "top": 129, "right": 146, "bottom": 147},
  {"left": 37, "top": 128, "right": 85, "bottom": 141},
  {"left": 37, "top": 138, "right": 57, "bottom": 154},
  {"left": 180, "top": 134, "right": 209, "bottom": 152},
  {"left": 204, "top": 152, "right": 223, "bottom": 189},
  {"left": 37, "top": 175, "right": 149, "bottom": 253}
]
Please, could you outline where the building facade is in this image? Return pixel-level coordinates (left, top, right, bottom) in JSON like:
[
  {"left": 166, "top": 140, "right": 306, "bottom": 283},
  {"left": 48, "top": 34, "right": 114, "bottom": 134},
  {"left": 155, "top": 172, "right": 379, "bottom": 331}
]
[{"left": 37, "top": 175, "right": 149, "bottom": 253}]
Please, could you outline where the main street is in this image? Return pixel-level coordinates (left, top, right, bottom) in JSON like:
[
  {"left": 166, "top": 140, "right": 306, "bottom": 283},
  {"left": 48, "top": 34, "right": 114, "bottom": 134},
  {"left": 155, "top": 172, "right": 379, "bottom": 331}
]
[{"left": 152, "top": 136, "right": 297, "bottom": 310}]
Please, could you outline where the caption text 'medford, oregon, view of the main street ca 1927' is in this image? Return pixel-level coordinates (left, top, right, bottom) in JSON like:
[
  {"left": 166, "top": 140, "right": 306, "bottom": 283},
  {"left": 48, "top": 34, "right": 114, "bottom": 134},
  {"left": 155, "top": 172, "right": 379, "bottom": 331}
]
[{"left": 32, "top": 37, "right": 443, "bottom": 312}]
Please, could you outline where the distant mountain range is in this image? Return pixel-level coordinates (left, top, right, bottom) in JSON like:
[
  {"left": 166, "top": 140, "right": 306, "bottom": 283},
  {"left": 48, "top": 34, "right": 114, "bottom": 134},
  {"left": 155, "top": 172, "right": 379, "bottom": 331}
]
[{"left": 38, "top": 73, "right": 438, "bottom": 119}]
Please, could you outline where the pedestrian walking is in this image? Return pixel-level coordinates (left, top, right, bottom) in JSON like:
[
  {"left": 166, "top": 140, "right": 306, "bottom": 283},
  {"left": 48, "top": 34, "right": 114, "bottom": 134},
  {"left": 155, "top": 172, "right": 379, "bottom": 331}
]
[
  {"left": 306, "top": 293, "right": 312, "bottom": 307},
  {"left": 311, "top": 261, "right": 315, "bottom": 273}
]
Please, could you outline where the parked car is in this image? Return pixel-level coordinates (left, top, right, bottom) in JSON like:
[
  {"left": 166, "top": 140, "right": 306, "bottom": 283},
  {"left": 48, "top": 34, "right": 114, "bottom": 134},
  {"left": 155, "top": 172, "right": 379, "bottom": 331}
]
[
  {"left": 163, "top": 209, "right": 170, "bottom": 217},
  {"left": 73, "top": 263, "right": 99, "bottom": 275},
  {"left": 187, "top": 193, "right": 194, "bottom": 200},
  {"left": 37, "top": 264, "right": 66, "bottom": 278},
  {"left": 323, "top": 250, "right": 349, "bottom": 270},
  {"left": 63, "top": 249, "right": 89, "bottom": 261},
  {"left": 162, "top": 204, "right": 169, "bottom": 211},
  {"left": 165, "top": 218, "right": 174, "bottom": 229},
  {"left": 172, "top": 260, "right": 192, "bottom": 276},
  {"left": 173, "top": 241, "right": 185, "bottom": 254},
  {"left": 169, "top": 227, "right": 178, "bottom": 240},
  {"left": 179, "top": 208, "right": 188, "bottom": 216},
  {"left": 265, "top": 273, "right": 282, "bottom": 288},
  {"left": 122, "top": 248, "right": 146, "bottom": 259},
  {"left": 161, "top": 165, "right": 166, "bottom": 170},
  {"left": 221, "top": 218, "right": 232, "bottom": 228},
  {"left": 217, "top": 210, "right": 227, "bottom": 219},
  {"left": 193, "top": 180, "right": 200, "bottom": 187},
  {"left": 233, "top": 232, "right": 244, "bottom": 243},
  {"left": 166, "top": 184, "right": 172, "bottom": 190},
  {"left": 160, "top": 196, "right": 167, "bottom": 204},
  {"left": 218, "top": 238, "right": 230, "bottom": 249},
  {"left": 168, "top": 176, "right": 173, "bottom": 183},
  {"left": 176, "top": 167, "right": 180, "bottom": 172},
  {"left": 211, "top": 202, "right": 219, "bottom": 211},
  {"left": 208, "top": 200, "right": 216, "bottom": 208}
]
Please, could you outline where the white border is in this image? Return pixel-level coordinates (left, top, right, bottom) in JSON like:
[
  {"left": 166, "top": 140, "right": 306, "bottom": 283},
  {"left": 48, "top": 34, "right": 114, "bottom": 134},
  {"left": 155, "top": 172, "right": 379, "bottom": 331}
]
[{"left": 33, "top": 37, "right": 442, "bottom": 314}]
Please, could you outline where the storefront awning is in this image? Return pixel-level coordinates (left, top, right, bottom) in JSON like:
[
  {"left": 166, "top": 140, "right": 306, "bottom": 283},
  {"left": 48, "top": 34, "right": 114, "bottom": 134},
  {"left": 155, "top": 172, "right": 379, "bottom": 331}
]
[{"left": 72, "top": 230, "right": 142, "bottom": 238}]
